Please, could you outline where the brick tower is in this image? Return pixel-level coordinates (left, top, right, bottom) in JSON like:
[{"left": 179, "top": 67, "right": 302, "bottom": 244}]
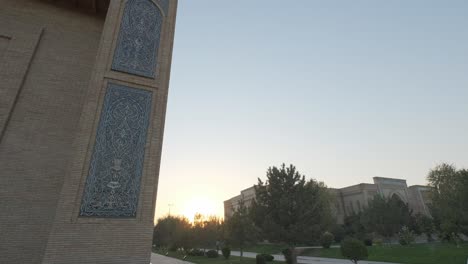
[{"left": 0, "top": 0, "right": 177, "bottom": 263}]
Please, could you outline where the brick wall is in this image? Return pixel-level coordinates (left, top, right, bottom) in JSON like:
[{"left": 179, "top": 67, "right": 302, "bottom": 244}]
[{"left": 0, "top": 1, "right": 104, "bottom": 263}]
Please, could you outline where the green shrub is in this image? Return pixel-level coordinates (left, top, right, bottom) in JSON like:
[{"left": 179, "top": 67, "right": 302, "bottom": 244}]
[
  {"left": 363, "top": 238, "right": 372, "bottom": 246},
  {"left": 260, "top": 253, "right": 274, "bottom": 262},
  {"left": 187, "top": 248, "right": 205, "bottom": 256},
  {"left": 206, "top": 250, "right": 219, "bottom": 258},
  {"left": 398, "top": 226, "right": 415, "bottom": 246},
  {"left": 321, "top": 231, "right": 335, "bottom": 249},
  {"left": 340, "top": 238, "right": 368, "bottom": 264},
  {"left": 256, "top": 254, "right": 266, "bottom": 264},
  {"left": 168, "top": 244, "right": 178, "bottom": 252},
  {"left": 221, "top": 247, "right": 231, "bottom": 259},
  {"left": 281, "top": 248, "right": 293, "bottom": 264},
  {"left": 363, "top": 234, "right": 373, "bottom": 246},
  {"left": 331, "top": 225, "right": 346, "bottom": 243}
]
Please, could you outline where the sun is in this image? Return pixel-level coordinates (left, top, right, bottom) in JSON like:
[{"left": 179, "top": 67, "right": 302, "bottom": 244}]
[{"left": 181, "top": 196, "right": 218, "bottom": 222}]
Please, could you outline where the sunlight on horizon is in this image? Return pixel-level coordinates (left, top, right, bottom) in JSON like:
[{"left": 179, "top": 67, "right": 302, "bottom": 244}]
[{"left": 181, "top": 196, "right": 220, "bottom": 222}]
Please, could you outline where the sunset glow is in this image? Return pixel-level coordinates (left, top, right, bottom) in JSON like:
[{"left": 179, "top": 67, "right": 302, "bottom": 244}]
[{"left": 181, "top": 196, "right": 219, "bottom": 222}]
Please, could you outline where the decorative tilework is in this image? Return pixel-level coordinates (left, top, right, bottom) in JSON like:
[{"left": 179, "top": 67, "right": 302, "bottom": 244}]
[
  {"left": 80, "top": 83, "right": 152, "bottom": 217},
  {"left": 111, "top": 0, "right": 163, "bottom": 78},
  {"left": 156, "top": 0, "right": 169, "bottom": 14}
]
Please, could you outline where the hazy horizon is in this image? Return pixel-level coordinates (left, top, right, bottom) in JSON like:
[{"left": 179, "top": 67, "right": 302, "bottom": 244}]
[{"left": 154, "top": 0, "right": 468, "bottom": 221}]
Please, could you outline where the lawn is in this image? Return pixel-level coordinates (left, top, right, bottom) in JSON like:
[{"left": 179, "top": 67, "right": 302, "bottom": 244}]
[
  {"left": 300, "top": 242, "right": 468, "bottom": 264},
  {"left": 153, "top": 249, "right": 285, "bottom": 264},
  {"left": 232, "top": 244, "right": 288, "bottom": 255}
]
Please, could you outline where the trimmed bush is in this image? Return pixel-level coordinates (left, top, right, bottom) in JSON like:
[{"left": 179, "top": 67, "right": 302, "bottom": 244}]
[
  {"left": 206, "top": 250, "right": 219, "bottom": 258},
  {"left": 256, "top": 254, "right": 266, "bottom": 264},
  {"left": 168, "top": 244, "right": 178, "bottom": 252},
  {"left": 331, "top": 225, "right": 346, "bottom": 243},
  {"left": 398, "top": 226, "right": 415, "bottom": 246},
  {"left": 260, "top": 254, "right": 274, "bottom": 262},
  {"left": 363, "top": 238, "right": 372, "bottom": 246},
  {"left": 321, "top": 231, "right": 335, "bottom": 249},
  {"left": 281, "top": 248, "right": 293, "bottom": 264},
  {"left": 340, "top": 238, "right": 368, "bottom": 264},
  {"left": 187, "top": 248, "right": 205, "bottom": 256},
  {"left": 363, "top": 235, "right": 373, "bottom": 246},
  {"left": 221, "top": 247, "right": 231, "bottom": 259}
]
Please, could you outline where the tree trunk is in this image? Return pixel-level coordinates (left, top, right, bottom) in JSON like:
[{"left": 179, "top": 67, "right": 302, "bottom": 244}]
[
  {"left": 291, "top": 247, "right": 297, "bottom": 264},
  {"left": 240, "top": 247, "right": 243, "bottom": 262}
]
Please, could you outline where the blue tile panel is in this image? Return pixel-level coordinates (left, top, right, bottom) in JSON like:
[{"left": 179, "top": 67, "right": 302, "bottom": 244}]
[
  {"left": 111, "top": 0, "right": 163, "bottom": 78},
  {"left": 80, "top": 83, "right": 153, "bottom": 217},
  {"left": 156, "top": 0, "right": 169, "bottom": 15}
]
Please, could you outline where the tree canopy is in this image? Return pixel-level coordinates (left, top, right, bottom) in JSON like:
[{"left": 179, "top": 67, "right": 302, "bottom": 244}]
[
  {"left": 360, "top": 195, "right": 413, "bottom": 239},
  {"left": 153, "top": 215, "right": 192, "bottom": 249},
  {"left": 192, "top": 214, "right": 224, "bottom": 250},
  {"left": 251, "top": 164, "right": 334, "bottom": 246},
  {"left": 427, "top": 163, "right": 468, "bottom": 238},
  {"left": 225, "top": 199, "right": 259, "bottom": 259}
]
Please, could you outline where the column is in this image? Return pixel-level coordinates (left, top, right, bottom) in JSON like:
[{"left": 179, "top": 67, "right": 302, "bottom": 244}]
[{"left": 41, "top": 0, "right": 177, "bottom": 263}]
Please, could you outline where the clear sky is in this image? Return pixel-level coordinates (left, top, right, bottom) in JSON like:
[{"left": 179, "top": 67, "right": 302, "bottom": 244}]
[{"left": 155, "top": 0, "right": 468, "bottom": 221}]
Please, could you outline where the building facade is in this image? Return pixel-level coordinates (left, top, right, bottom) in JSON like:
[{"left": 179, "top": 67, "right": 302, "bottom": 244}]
[
  {"left": 0, "top": 0, "right": 177, "bottom": 263},
  {"left": 224, "top": 177, "right": 432, "bottom": 224},
  {"left": 224, "top": 186, "right": 256, "bottom": 219}
]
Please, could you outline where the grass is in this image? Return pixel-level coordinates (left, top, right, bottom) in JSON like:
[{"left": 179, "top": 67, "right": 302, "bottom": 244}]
[
  {"left": 154, "top": 243, "right": 468, "bottom": 264},
  {"left": 300, "top": 242, "right": 468, "bottom": 264},
  {"left": 153, "top": 249, "right": 285, "bottom": 264},
  {"left": 232, "top": 244, "right": 288, "bottom": 255}
]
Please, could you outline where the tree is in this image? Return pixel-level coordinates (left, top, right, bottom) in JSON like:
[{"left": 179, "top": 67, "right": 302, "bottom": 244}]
[
  {"left": 221, "top": 246, "right": 231, "bottom": 259},
  {"left": 410, "top": 213, "right": 435, "bottom": 241},
  {"left": 340, "top": 238, "right": 368, "bottom": 264},
  {"left": 360, "top": 195, "right": 412, "bottom": 241},
  {"left": 192, "top": 214, "right": 224, "bottom": 251},
  {"left": 427, "top": 163, "right": 468, "bottom": 242},
  {"left": 398, "top": 226, "right": 415, "bottom": 246},
  {"left": 205, "top": 216, "right": 224, "bottom": 249},
  {"left": 252, "top": 164, "right": 334, "bottom": 264},
  {"left": 191, "top": 213, "right": 205, "bottom": 250},
  {"left": 320, "top": 232, "right": 334, "bottom": 249},
  {"left": 226, "top": 199, "right": 258, "bottom": 261},
  {"left": 153, "top": 215, "right": 192, "bottom": 250},
  {"left": 330, "top": 225, "right": 346, "bottom": 243},
  {"left": 343, "top": 213, "right": 366, "bottom": 240}
]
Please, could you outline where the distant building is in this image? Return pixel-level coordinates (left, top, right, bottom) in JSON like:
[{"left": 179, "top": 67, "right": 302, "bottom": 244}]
[
  {"left": 224, "top": 177, "right": 432, "bottom": 224},
  {"left": 224, "top": 186, "right": 256, "bottom": 219}
]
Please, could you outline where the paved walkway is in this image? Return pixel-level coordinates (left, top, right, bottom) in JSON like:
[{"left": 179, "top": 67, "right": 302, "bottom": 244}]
[
  {"left": 151, "top": 253, "right": 194, "bottom": 264},
  {"left": 230, "top": 251, "right": 399, "bottom": 264},
  {"left": 150, "top": 251, "right": 399, "bottom": 264}
]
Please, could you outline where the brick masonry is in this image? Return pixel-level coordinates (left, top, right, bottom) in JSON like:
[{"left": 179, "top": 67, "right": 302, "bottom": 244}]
[{"left": 0, "top": 0, "right": 177, "bottom": 263}]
